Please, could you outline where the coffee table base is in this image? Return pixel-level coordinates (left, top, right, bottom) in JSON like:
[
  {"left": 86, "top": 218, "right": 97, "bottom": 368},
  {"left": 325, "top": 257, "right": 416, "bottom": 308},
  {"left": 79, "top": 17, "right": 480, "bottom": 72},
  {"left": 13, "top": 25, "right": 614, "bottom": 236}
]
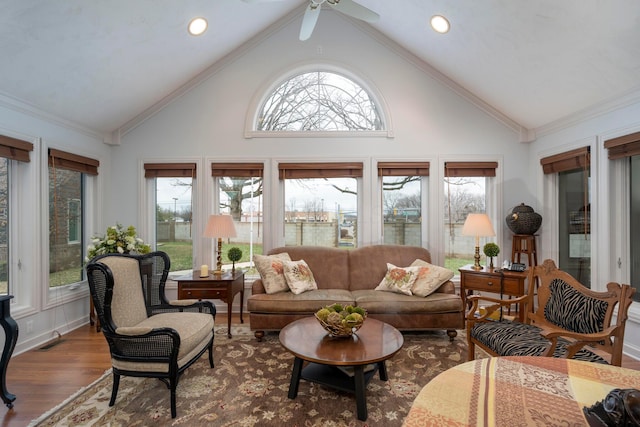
[{"left": 287, "top": 357, "right": 388, "bottom": 421}]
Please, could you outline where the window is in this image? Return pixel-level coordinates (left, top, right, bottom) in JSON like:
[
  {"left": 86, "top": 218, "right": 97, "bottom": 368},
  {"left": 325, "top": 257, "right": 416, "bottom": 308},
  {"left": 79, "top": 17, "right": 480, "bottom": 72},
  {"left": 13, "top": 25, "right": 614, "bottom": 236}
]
[
  {"left": 444, "top": 162, "right": 497, "bottom": 272},
  {"left": 144, "top": 163, "right": 196, "bottom": 273},
  {"left": 378, "top": 162, "right": 428, "bottom": 246},
  {"left": 541, "top": 147, "right": 591, "bottom": 287},
  {"left": 48, "top": 149, "right": 99, "bottom": 288},
  {"left": 0, "top": 134, "right": 34, "bottom": 296},
  {"left": 280, "top": 162, "right": 361, "bottom": 248},
  {"left": 67, "top": 199, "right": 81, "bottom": 243},
  {"left": 605, "top": 131, "right": 640, "bottom": 301},
  {"left": 212, "top": 163, "right": 264, "bottom": 270},
  {"left": 257, "top": 70, "right": 383, "bottom": 132}
]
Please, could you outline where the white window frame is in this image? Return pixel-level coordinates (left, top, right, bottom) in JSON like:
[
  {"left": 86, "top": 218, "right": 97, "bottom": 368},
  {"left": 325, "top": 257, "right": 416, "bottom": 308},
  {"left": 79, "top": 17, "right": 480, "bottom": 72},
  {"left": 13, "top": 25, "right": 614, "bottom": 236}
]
[{"left": 244, "top": 62, "right": 394, "bottom": 139}]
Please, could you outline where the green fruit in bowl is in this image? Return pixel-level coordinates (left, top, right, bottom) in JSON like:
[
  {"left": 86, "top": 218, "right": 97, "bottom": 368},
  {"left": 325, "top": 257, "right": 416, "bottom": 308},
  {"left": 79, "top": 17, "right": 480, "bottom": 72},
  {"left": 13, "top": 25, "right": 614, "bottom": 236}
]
[{"left": 316, "top": 308, "right": 331, "bottom": 322}]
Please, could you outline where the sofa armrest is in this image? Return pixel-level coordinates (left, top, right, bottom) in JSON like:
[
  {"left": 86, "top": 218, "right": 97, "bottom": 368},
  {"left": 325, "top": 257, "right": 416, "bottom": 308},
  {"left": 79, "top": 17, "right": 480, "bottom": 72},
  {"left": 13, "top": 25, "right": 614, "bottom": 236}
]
[
  {"left": 252, "top": 278, "right": 267, "bottom": 295},
  {"left": 435, "top": 280, "right": 455, "bottom": 294}
]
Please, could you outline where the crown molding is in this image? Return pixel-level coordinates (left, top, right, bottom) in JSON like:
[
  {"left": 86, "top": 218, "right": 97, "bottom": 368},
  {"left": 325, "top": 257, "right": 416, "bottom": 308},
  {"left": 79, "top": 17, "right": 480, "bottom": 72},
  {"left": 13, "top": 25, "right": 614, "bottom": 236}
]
[
  {"left": 534, "top": 86, "right": 640, "bottom": 138},
  {"left": 0, "top": 91, "right": 110, "bottom": 144}
]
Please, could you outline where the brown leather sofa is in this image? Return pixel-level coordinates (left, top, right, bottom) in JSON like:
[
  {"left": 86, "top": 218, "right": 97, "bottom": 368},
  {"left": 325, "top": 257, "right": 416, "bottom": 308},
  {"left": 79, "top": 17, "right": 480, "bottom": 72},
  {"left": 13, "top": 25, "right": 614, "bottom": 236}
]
[{"left": 248, "top": 245, "right": 464, "bottom": 341}]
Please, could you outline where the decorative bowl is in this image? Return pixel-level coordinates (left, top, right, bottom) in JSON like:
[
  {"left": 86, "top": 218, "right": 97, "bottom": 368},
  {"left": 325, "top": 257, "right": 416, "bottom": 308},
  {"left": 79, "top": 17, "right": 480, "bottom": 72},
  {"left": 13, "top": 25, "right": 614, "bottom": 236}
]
[{"left": 314, "top": 303, "right": 367, "bottom": 338}]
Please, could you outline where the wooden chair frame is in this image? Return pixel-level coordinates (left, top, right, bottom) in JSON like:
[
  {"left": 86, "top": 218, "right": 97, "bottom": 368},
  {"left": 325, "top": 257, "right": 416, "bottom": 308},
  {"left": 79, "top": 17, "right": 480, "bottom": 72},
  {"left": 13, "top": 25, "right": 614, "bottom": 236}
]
[{"left": 466, "top": 259, "right": 635, "bottom": 366}]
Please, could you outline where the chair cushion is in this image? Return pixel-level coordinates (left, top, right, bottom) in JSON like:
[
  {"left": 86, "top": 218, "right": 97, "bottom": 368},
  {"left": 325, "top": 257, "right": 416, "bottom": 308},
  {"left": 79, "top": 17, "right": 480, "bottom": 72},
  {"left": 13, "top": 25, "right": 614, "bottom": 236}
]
[
  {"left": 544, "top": 278, "right": 609, "bottom": 334},
  {"left": 470, "top": 320, "right": 609, "bottom": 364},
  {"left": 112, "top": 312, "right": 214, "bottom": 373},
  {"left": 99, "top": 256, "right": 148, "bottom": 327}
]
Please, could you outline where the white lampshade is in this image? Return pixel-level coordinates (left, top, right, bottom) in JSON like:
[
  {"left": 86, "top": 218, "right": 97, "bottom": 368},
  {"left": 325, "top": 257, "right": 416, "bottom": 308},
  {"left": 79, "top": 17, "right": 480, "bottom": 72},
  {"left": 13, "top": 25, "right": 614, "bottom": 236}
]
[
  {"left": 203, "top": 215, "right": 237, "bottom": 238},
  {"left": 462, "top": 213, "right": 495, "bottom": 237}
]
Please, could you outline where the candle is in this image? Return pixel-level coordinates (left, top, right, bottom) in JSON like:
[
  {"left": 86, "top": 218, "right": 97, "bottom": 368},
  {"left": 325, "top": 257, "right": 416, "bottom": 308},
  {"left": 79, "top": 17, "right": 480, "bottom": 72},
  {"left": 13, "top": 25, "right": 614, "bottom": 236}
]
[{"left": 200, "top": 264, "right": 209, "bottom": 277}]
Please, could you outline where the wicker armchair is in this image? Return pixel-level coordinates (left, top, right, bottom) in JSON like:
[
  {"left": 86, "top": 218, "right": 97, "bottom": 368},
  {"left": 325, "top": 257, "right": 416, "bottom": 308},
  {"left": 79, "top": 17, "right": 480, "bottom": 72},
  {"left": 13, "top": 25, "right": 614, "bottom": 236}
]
[
  {"left": 86, "top": 252, "right": 216, "bottom": 418},
  {"left": 466, "top": 259, "right": 635, "bottom": 366}
]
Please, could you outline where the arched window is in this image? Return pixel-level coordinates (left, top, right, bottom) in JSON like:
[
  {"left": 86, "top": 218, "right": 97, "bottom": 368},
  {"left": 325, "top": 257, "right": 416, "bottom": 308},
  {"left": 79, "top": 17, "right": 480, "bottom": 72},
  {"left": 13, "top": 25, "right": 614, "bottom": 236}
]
[{"left": 256, "top": 70, "right": 385, "bottom": 132}]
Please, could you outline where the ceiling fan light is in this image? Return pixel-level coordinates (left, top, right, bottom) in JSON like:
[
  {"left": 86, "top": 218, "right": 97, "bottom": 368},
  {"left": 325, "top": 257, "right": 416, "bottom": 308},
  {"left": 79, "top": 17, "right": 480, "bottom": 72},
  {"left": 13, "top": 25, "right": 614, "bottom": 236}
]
[
  {"left": 188, "top": 17, "right": 208, "bottom": 36},
  {"left": 430, "top": 15, "right": 450, "bottom": 34}
]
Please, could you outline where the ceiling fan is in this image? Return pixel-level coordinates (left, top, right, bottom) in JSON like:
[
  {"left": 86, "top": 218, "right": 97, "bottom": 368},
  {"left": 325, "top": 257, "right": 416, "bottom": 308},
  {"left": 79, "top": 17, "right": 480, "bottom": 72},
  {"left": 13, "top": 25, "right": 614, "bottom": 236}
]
[{"left": 242, "top": 0, "right": 380, "bottom": 41}]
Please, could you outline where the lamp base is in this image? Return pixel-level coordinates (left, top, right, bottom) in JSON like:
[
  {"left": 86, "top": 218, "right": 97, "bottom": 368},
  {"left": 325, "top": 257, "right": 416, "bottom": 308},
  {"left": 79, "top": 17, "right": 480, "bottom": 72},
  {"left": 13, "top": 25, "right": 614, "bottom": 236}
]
[{"left": 472, "top": 245, "right": 482, "bottom": 270}]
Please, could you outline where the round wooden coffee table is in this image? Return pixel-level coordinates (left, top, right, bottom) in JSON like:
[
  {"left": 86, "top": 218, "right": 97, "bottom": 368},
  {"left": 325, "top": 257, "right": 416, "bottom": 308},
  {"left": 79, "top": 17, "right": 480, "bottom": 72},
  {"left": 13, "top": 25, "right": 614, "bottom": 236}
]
[{"left": 279, "top": 317, "right": 404, "bottom": 421}]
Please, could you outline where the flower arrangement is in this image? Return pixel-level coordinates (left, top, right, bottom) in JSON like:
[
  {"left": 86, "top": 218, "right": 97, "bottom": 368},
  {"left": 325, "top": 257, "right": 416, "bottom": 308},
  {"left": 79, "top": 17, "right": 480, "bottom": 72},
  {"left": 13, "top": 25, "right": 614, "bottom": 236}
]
[{"left": 86, "top": 224, "right": 151, "bottom": 261}]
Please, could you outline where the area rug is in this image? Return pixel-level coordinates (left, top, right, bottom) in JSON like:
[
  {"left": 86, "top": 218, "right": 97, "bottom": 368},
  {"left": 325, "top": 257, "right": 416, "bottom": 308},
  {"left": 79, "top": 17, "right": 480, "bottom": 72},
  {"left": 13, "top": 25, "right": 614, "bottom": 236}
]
[{"left": 30, "top": 326, "right": 470, "bottom": 427}]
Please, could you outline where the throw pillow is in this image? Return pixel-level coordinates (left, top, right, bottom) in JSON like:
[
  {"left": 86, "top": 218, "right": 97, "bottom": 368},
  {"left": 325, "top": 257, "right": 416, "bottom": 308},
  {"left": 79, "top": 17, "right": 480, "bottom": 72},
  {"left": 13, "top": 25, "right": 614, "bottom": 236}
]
[
  {"left": 283, "top": 259, "right": 318, "bottom": 295},
  {"left": 253, "top": 253, "right": 292, "bottom": 294},
  {"left": 410, "top": 259, "right": 455, "bottom": 297},
  {"left": 374, "top": 263, "right": 420, "bottom": 296}
]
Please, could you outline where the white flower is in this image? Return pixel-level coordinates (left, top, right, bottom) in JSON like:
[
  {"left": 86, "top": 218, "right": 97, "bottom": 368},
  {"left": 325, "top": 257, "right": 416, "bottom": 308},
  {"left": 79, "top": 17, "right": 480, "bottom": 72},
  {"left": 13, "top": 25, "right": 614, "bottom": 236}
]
[{"left": 117, "top": 246, "right": 124, "bottom": 254}]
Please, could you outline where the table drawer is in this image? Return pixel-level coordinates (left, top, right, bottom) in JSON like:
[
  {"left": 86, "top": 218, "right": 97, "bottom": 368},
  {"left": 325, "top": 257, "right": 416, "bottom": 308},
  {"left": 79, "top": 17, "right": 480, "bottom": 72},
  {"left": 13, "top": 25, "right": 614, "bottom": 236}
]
[
  {"left": 179, "top": 288, "right": 225, "bottom": 299},
  {"left": 464, "top": 275, "right": 522, "bottom": 295}
]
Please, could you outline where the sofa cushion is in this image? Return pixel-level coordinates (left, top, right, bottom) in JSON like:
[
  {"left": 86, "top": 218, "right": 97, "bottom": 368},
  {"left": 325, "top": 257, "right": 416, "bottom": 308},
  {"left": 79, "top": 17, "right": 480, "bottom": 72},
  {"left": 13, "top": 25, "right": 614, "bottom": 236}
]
[
  {"left": 112, "top": 312, "right": 214, "bottom": 372},
  {"left": 247, "top": 289, "right": 354, "bottom": 313},
  {"left": 268, "top": 246, "right": 350, "bottom": 290},
  {"left": 352, "top": 290, "right": 463, "bottom": 314},
  {"left": 348, "top": 245, "right": 432, "bottom": 291},
  {"left": 254, "top": 253, "right": 291, "bottom": 294},
  {"left": 410, "top": 259, "right": 455, "bottom": 297},
  {"left": 470, "top": 320, "right": 608, "bottom": 364},
  {"left": 374, "top": 263, "right": 419, "bottom": 295},
  {"left": 283, "top": 259, "right": 318, "bottom": 294}
]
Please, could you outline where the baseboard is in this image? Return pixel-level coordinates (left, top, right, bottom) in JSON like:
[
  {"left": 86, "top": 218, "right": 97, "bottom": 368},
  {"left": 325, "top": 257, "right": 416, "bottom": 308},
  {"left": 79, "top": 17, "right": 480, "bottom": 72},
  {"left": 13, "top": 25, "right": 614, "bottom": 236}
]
[{"left": 13, "top": 317, "right": 88, "bottom": 356}]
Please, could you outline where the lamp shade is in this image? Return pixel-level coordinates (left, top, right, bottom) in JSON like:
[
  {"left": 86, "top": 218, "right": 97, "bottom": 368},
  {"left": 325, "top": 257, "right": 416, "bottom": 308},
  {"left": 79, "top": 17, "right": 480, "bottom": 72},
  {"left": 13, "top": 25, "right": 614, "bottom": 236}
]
[
  {"left": 461, "top": 213, "right": 496, "bottom": 237},
  {"left": 203, "top": 214, "right": 237, "bottom": 238}
]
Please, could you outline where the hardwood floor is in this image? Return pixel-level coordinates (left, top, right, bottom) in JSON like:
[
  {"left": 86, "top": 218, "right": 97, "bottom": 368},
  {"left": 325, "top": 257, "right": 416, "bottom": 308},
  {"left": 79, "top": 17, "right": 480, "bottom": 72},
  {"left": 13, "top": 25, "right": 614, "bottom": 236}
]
[{"left": 1, "top": 316, "right": 639, "bottom": 427}]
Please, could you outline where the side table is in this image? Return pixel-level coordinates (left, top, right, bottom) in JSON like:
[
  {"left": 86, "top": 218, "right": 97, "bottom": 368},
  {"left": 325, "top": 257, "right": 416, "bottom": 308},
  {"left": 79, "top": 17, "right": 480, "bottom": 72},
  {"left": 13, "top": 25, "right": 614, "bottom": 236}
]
[
  {"left": 175, "top": 269, "right": 245, "bottom": 338},
  {"left": 458, "top": 265, "right": 528, "bottom": 322}
]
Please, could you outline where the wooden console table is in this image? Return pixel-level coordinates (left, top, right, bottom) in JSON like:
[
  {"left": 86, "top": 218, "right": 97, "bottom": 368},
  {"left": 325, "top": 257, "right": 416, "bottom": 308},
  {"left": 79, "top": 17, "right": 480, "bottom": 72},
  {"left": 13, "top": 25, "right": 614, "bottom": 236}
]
[
  {"left": 175, "top": 270, "right": 245, "bottom": 338},
  {"left": 458, "top": 265, "right": 528, "bottom": 321},
  {"left": 0, "top": 295, "right": 17, "bottom": 408}
]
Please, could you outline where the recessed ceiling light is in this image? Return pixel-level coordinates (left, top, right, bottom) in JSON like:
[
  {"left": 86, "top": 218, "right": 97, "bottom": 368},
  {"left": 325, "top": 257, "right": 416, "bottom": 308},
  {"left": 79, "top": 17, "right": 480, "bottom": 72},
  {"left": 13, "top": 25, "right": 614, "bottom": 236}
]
[
  {"left": 188, "top": 17, "right": 208, "bottom": 36},
  {"left": 430, "top": 15, "right": 450, "bottom": 34}
]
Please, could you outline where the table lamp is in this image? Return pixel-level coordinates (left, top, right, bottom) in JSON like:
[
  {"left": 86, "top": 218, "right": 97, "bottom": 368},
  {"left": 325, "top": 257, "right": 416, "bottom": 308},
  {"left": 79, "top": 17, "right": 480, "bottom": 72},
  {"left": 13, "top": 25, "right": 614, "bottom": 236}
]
[
  {"left": 203, "top": 214, "right": 237, "bottom": 274},
  {"left": 462, "top": 213, "right": 496, "bottom": 270}
]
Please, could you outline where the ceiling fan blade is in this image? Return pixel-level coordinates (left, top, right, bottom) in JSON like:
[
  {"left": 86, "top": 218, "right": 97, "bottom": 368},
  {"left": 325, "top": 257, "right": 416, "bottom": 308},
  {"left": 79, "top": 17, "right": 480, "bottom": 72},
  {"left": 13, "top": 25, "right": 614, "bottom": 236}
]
[
  {"left": 329, "top": 0, "right": 379, "bottom": 23},
  {"left": 299, "top": 4, "right": 321, "bottom": 41}
]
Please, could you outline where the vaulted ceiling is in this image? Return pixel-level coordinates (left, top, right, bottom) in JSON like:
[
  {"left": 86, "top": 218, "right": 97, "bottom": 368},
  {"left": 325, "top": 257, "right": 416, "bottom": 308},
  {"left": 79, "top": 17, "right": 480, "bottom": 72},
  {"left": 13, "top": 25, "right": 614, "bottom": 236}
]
[{"left": 2, "top": 0, "right": 639, "bottom": 140}]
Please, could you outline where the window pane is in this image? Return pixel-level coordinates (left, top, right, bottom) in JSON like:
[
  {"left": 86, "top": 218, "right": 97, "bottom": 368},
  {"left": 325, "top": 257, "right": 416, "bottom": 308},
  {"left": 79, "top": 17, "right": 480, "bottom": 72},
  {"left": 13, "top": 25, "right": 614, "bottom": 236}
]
[
  {"left": 49, "top": 167, "right": 83, "bottom": 287},
  {"left": 0, "top": 158, "right": 8, "bottom": 295},
  {"left": 284, "top": 178, "right": 357, "bottom": 248},
  {"left": 382, "top": 176, "right": 422, "bottom": 245},
  {"left": 558, "top": 168, "right": 591, "bottom": 287},
  {"left": 258, "top": 71, "right": 383, "bottom": 131},
  {"left": 444, "top": 177, "right": 487, "bottom": 272},
  {"left": 218, "top": 176, "right": 263, "bottom": 269},
  {"left": 155, "top": 177, "right": 193, "bottom": 273},
  {"left": 629, "top": 156, "right": 640, "bottom": 301}
]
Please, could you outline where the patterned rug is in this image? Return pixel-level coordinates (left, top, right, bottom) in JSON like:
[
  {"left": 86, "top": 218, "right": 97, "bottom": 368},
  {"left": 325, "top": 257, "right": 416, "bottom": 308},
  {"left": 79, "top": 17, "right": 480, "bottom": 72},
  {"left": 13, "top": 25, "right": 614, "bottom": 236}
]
[{"left": 30, "top": 326, "right": 470, "bottom": 427}]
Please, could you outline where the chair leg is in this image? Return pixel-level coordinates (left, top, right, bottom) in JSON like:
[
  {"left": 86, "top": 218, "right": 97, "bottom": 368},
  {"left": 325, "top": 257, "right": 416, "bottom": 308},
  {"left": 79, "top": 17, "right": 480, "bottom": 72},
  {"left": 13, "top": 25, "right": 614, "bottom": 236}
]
[
  {"left": 467, "top": 341, "right": 476, "bottom": 361},
  {"left": 109, "top": 372, "right": 120, "bottom": 407},
  {"left": 208, "top": 341, "right": 214, "bottom": 368},
  {"left": 170, "top": 378, "right": 177, "bottom": 418}
]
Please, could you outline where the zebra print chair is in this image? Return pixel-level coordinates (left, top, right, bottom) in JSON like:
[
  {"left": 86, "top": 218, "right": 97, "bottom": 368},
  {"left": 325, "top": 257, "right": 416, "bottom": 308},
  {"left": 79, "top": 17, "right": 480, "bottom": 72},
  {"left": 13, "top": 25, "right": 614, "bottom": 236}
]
[{"left": 466, "top": 259, "right": 635, "bottom": 366}]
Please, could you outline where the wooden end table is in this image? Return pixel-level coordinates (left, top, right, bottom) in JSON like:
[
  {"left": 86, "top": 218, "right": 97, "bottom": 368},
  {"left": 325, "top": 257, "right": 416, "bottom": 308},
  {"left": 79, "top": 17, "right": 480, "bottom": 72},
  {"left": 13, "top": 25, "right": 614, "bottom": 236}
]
[
  {"left": 280, "top": 317, "right": 404, "bottom": 421},
  {"left": 174, "top": 269, "right": 245, "bottom": 338},
  {"left": 458, "top": 265, "right": 528, "bottom": 321}
]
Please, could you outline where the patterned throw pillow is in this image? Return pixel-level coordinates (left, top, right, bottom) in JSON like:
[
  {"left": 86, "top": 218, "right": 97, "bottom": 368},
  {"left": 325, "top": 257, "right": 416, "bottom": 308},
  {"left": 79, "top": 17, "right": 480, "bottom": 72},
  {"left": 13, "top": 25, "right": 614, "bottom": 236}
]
[
  {"left": 283, "top": 259, "right": 318, "bottom": 295},
  {"left": 410, "top": 259, "right": 455, "bottom": 297},
  {"left": 253, "top": 253, "right": 292, "bottom": 294},
  {"left": 374, "top": 263, "right": 420, "bottom": 295}
]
